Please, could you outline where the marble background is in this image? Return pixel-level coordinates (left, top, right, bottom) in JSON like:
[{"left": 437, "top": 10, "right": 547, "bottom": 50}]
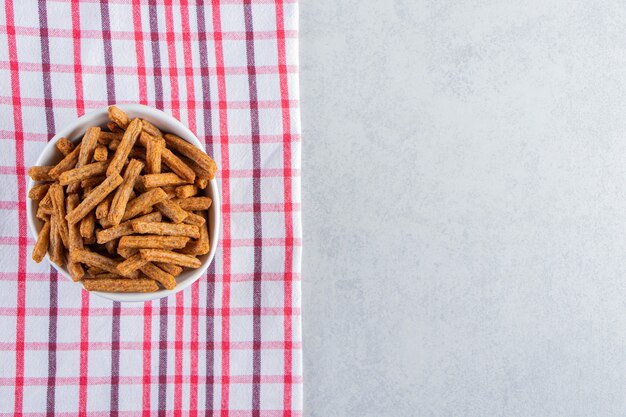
[{"left": 300, "top": 1, "right": 626, "bottom": 416}]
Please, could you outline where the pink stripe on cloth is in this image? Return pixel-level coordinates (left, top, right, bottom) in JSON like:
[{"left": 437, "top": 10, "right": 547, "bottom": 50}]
[
  {"left": 0, "top": 130, "right": 302, "bottom": 143},
  {"left": 0, "top": 271, "right": 302, "bottom": 283},
  {"left": 0, "top": 1, "right": 302, "bottom": 415},
  {"left": 0, "top": 340, "right": 303, "bottom": 351},
  {"left": 3, "top": 0, "right": 28, "bottom": 414},
  {"left": 0, "top": 61, "right": 300, "bottom": 77},
  {"left": 0, "top": 24, "right": 299, "bottom": 41},
  {"left": 0, "top": 411, "right": 303, "bottom": 417},
  {"left": 0, "top": 95, "right": 300, "bottom": 109},
  {"left": 243, "top": 1, "right": 264, "bottom": 414},
  {"left": 0, "top": 306, "right": 302, "bottom": 317},
  {"left": 0, "top": 374, "right": 304, "bottom": 386}
]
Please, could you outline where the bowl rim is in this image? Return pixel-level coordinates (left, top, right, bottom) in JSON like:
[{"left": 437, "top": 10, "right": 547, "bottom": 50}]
[{"left": 27, "top": 104, "right": 221, "bottom": 303}]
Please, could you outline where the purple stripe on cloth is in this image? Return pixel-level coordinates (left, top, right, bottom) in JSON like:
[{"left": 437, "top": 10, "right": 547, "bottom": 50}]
[
  {"left": 110, "top": 302, "right": 121, "bottom": 417},
  {"left": 204, "top": 278, "right": 215, "bottom": 414},
  {"left": 196, "top": 1, "right": 214, "bottom": 153},
  {"left": 243, "top": 1, "right": 263, "bottom": 414},
  {"left": 38, "top": 0, "right": 54, "bottom": 135},
  {"left": 195, "top": 3, "right": 216, "bottom": 414},
  {"left": 148, "top": 0, "right": 164, "bottom": 108},
  {"left": 46, "top": 270, "right": 58, "bottom": 417},
  {"left": 100, "top": 1, "right": 116, "bottom": 104},
  {"left": 147, "top": 3, "right": 168, "bottom": 413},
  {"left": 38, "top": 2, "right": 58, "bottom": 414},
  {"left": 158, "top": 298, "right": 168, "bottom": 416},
  {"left": 100, "top": 2, "right": 120, "bottom": 413}
]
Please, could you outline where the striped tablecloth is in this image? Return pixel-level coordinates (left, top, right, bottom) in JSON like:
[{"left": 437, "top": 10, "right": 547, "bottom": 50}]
[{"left": 0, "top": 1, "right": 302, "bottom": 415}]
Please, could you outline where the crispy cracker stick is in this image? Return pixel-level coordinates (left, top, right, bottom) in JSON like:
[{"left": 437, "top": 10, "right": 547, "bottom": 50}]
[
  {"left": 108, "top": 159, "right": 144, "bottom": 226},
  {"left": 32, "top": 220, "right": 51, "bottom": 263},
  {"left": 37, "top": 208, "right": 52, "bottom": 220},
  {"left": 28, "top": 183, "right": 51, "bottom": 200},
  {"left": 155, "top": 198, "right": 189, "bottom": 223},
  {"left": 154, "top": 262, "right": 183, "bottom": 277},
  {"left": 96, "top": 212, "right": 161, "bottom": 244},
  {"left": 56, "top": 137, "right": 75, "bottom": 156},
  {"left": 183, "top": 211, "right": 206, "bottom": 226},
  {"left": 162, "top": 186, "right": 177, "bottom": 199},
  {"left": 116, "top": 187, "right": 168, "bottom": 224},
  {"left": 49, "top": 184, "right": 69, "bottom": 248},
  {"left": 95, "top": 193, "right": 114, "bottom": 220},
  {"left": 68, "top": 126, "right": 100, "bottom": 193},
  {"left": 28, "top": 166, "right": 55, "bottom": 182},
  {"left": 87, "top": 266, "right": 106, "bottom": 276},
  {"left": 108, "top": 138, "right": 121, "bottom": 151},
  {"left": 138, "top": 131, "right": 155, "bottom": 147},
  {"left": 66, "top": 173, "right": 123, "bottom": 224},
  {"left": 163, "top": 133, "right": 217, "bottom": 179},
  {"left": 146, "top": 135, "right": 164, "bottom": 174},
  {"left": 134, "top": 175, "right": 147, "bottom": 193},
  {"left": 108, "top": 105, "right": 130, "bottom": 129},
  {"left": 118, "top": 235, "right": 189, "bottom": 249},
  {"left": 38, "top": 194, "right": 53, "bottom": 218},
  {"left": 195, "top": 177, "right": 208, "bottom": 189},
  {"left": 68, "top": 259, "right": 85, "bottom": 282},
  {"left": 179, "top": 220, "right": 210, "bottom": 256},
  {"left": 175, "top": 185, "right": 198, "bottom": 199},
  {"left": 196, "top": 220, "right": 210, "bottom": 255},
  {"left": 80, "top": 211, "right": 96, "bottom": 239},
  {"left": 48, "top": 216, "right": 64, "bottom": 266},
  {"left": 132, "top": 221, "right": 200, "bottom": 238},
  {"left": 107, "top": 118, "right": 142, "bottom": 176},
  {"left": 83, "top": 278, "right": 158, "bottom": 293},
  {"left": 59, "top": 160, "right": 109, "bottom": 186},
  {"left": 93, "top": 144, "right": 108, "bottom": 162},
  {"left": 66, "top": 194, "right": 85, "bottom": 281},
  {"left": 96, "top": 222, "right": 132, "bottom": 244},
  {"left": 192, "top": 220, "right": 211, "bottom": 255},
  {"left": 85, "top": 272, "right": 127, "bottom": 279},
  {"left": 66, "top": 195, "right": 83, "bottom": 251},
  {"left": 177, "top": 239, "right": 195, "bottom": 256},
  {"left": 128, "top": 147, "right": 146, "bottom": 161},
  {"left": 48, "top": 143, "right": 81, "bottom": 179},
  {"left": 140, "top": 262, "right": 176, "bottom": 290},
  {"left": 117, "top": 253, "right": 149, "bottom": 276},
  {"left": 178, "top": 154, "right": 213, "bottom": 179},
  {"left": 141, "top": 133, "right": 197, "bottom": 180},
  {"left": 174, "top": 196, "right": 212, "bottom": 211},
  {"left": 80, "top": 175, "right": 106, "bottom": 189},
  {"left": 139, "top": 249, "right": 202, "bottom": 268},
  {"left": 117, "top": 247, "right": 137, "bottom": 259},
  {"left": 39, "top": 188, "right": 52, "bottom": 210},
  {"left": 161, "top": 148, "right": 195, "bottom": 182},
  {"left": 107, "top": 121, "right": 125, "bottom": 133},
  {"left": 99, "top": 131, "right": 123, "bottom": 145},
  {"left": 105, "top": 239, "right": 118, "bottom": 255},
  {"left": 69, "top": 260, "right": 88, "bottom": 280},
  {"left": 72, "top": 248, "right": 139, "bottom": 278},
  {"left": 142, "top": 173, "right": 189, "bottom": 188},
  {"left": 36, "top": 206, "right": 51, "bottom": 221},
  {"left": 142, "top": 120, "right": 162, "bottom": 137}
]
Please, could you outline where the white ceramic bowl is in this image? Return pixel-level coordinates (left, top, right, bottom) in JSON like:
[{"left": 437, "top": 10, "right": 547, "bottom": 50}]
[{"left": 27, "top": 104, "right": 221, "bottom": 302}]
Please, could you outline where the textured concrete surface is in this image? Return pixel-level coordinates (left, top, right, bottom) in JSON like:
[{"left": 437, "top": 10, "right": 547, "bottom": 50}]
[{"left": 300, "top": 1, "right": 626, "bottom": 416}]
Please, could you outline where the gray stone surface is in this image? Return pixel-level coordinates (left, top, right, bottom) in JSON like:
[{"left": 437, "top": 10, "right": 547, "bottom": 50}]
[{"left": 300, "top": 1, "right": 626, "bottom": 416}]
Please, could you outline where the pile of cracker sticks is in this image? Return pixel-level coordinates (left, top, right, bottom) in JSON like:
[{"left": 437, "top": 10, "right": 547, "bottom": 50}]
[{"left": 28, "top": 106, "right": 217, "bottom": 293}]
